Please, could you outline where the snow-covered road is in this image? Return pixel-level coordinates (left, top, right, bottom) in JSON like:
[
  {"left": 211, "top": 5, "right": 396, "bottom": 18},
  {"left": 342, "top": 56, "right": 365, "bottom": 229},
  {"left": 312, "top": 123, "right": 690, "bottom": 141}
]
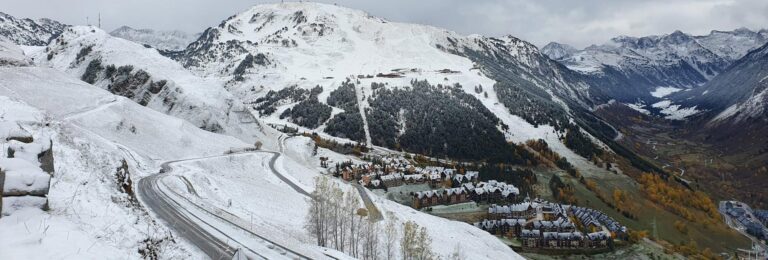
[
  {"left": 138, "top": 172, "right": 236, "bottom": 259},
  {"left": 138, "top": 150, "right": 328, "bottom": 259}
]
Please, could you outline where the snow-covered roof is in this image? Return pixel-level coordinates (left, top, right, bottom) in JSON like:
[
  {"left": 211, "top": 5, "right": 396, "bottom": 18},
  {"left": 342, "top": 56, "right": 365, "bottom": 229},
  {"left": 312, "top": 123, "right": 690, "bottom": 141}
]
[
  {"left": 414, "top": 190, "right": 442, "bottom": 199},
  {"left": 488, "top": 203, "right": 533, "bottom": 214}
]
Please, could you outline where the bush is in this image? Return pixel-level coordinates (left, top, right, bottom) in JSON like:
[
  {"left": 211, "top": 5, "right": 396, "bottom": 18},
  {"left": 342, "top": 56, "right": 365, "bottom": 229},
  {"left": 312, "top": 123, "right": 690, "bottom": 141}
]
[{"left": 81, "top": 59, "right": 103, "bottom": 84}]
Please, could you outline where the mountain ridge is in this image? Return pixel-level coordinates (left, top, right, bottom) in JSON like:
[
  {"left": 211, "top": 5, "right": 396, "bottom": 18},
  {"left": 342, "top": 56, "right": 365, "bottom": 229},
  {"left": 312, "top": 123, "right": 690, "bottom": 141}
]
[
  {"left": 0, "top": 11, "right": 67, "bottom": 46},
  {"left": 544, "top": 28, "right": 768, "bottom": 107}
]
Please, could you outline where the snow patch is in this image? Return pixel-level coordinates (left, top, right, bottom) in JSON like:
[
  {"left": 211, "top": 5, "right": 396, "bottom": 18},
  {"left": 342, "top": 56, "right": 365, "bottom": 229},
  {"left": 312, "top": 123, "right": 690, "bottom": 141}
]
[{"left": 650, "top": 86, "right": 682, "bottom": 98}]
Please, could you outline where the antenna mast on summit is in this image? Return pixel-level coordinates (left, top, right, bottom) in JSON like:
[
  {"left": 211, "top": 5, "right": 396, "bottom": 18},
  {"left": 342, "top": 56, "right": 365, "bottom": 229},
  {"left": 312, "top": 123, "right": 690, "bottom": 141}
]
[{"left": 98, "top": 13, "right": 101, "bottom": 28}]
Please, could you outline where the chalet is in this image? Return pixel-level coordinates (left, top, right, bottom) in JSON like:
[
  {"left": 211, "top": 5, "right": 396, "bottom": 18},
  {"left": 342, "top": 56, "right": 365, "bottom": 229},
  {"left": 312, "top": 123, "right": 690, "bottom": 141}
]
[
  {"left": 403, "top": 174, "right": 425, "bottom": 184},
  {"left": 412, "top": 190, "right": 442, "bottom": 209},
  {"left": 542, "top": 232, "right": 584, "bottom": 248},
  {"left": 380, "top": 173, "right": 403, "bottom": 187},
  {"left": 444, "top": 187, "right": 469, "bottom": 204},
  {"left": 500, "top": 218, "right": 527, "bottom": 237},
  {"left": 411, "top": 187, "right": 471, "bottom": 209},
  {"left": 476, "top": 219, "right": 498, "bottom": 234},
  {"left": 471, "top": 181, "right": 519, "bottom": 203},
  {"left": 475, "top": 218, "right": 526, "bottom": 237},
  {"left": 521, "top": 230, "right": 609, "bottom": 249},
  {"left": 542, "top": 203, "right": 568, "bottom": 220},
  {"left": 488, "top": 203, "right": 536, "bottom": 220},
  {"left": 585, "top": 231, "right": 611, "bottom": 248},
  {"left": 531, "top": 217, "right": 576, "bottom": 233},
  {"left": 571, "top": 206, "right": 626, "bottom": 234},
  {"left": 521, "top": 229, "right": 542, "bottom": 248},
  {"left": 428, "top": 172, "right": 442, "bottom": 187}
]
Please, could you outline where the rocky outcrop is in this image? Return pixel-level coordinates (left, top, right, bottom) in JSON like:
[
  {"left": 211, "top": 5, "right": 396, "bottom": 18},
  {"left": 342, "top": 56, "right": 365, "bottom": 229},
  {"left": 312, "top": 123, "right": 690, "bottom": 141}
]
[{"left": 1, "top": 137, "right": 53, "bottom": 217}]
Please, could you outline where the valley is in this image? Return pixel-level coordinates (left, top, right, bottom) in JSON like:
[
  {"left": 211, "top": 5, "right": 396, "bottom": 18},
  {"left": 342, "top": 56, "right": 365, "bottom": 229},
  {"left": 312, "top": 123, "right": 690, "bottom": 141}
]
[{"left": 1, "top": 2, "right": 767, "bottom": 259}]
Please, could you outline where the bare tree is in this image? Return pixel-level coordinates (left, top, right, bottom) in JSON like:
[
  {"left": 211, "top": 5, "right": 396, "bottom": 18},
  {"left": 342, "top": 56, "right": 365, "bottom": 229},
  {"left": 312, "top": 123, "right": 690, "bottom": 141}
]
[
  {"left": 401, "top": 221, "right": 436, "bottom": 260},
  {"left": 362, "top": 219, "right": 380, "bottom": 260},
  {"left": 384, "top": 215, "right": 399, "bottom": 260},
  {"left": 305, "top": 176, "right": 328, "bottom": 246}
]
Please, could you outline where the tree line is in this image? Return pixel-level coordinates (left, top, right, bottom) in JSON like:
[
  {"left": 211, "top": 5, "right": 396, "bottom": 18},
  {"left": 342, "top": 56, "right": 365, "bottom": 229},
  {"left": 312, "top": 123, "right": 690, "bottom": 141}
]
[{"left": 306, "top": 176, "right": 439, "bottom": 259}]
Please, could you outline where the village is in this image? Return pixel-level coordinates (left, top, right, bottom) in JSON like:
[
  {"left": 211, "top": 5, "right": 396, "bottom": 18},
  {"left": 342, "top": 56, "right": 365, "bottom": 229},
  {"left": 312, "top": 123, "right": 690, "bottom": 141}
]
[
  {"left": 328, "top": 154, "right": 628, "bottom": 253},
  {"left": 720, "top": 200, "right": 768, "bottom": 258},
  {"left": 476, "top": 202, "right": 624, "bottom": 251}
]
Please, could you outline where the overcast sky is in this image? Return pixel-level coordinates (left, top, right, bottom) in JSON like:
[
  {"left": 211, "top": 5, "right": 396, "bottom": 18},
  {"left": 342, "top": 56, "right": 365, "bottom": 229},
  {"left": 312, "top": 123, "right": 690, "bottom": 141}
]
[{"left": 4, "top": 0, "right": 767, "bottom": 48}]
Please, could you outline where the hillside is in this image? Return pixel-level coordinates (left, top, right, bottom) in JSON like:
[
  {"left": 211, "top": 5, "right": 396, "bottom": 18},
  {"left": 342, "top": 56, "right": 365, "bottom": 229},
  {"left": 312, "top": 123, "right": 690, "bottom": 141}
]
[
  {"left": 167, "top": 2, "right": 613, "bottom": 166},
  {"left": 26, "top": 26, "right": 280, "bottom": 149},
  {"left": 0, "top": 60, "right": 251, "bottom": 259}
]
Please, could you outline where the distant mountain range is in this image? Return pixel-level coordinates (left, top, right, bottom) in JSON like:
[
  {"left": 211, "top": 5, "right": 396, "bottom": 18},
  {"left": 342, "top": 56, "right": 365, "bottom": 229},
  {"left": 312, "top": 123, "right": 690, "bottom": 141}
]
[
  {"left": 109, "top": 26, "right": 200, "bottom": 51},
  {"left": 542, "top": 28, "right": 768, "bottom": 108}
]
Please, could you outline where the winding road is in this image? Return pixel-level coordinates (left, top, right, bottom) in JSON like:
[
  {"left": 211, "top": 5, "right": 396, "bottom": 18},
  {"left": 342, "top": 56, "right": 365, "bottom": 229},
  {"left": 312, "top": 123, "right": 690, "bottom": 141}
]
[
  {"left": 139, "top": 173, "right": 236, "bottom": 259},
  {"left": 279, "top": 134, "right": 382, "bottom": 221},
  {"left": 137, "top": 134, "right": 383, "bottom": 258},
  {"left": 138, "top": 150, "right": 318, "bottom": 259}
]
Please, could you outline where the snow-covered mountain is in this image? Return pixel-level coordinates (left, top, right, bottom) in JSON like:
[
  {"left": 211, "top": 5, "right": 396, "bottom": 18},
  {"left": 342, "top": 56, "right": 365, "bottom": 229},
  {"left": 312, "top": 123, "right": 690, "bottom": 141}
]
[
  {"left": 27, "top": 26, "right": 278, "bottom": 148},
  {"left": 675, "top": 41, "right": 768, "bottom": 123},
  {"left": 545, "top": 28, "right": 768, "bottom": 106},
  {"left": 110, "top": 26, "right": 199, "bottom": 51},
  {"left": 165, "top": 2, "right": 613, "bottom": 164},
  {"left": 541, "top": 42, "right": 578, "bottom": 60},
  {"left": 0, "top": 12, "right": 66, "bottom": 46}
]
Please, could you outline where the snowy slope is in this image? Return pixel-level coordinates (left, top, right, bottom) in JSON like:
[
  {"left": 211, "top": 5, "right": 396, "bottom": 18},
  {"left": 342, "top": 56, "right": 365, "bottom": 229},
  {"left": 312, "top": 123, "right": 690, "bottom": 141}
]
[
  {"left": 674, "top": 41, "right": 768, "bottom": 123},
  {"left": 27, "top": 26, "right": 280, "bottom": 149},
  {"left": 0, "top": 12, "right": 66, "bottom": 46},
  {"left": 0, "top": 37, "right": 32, "bottom": 66},
  {"left": 0, "top": 66, "right": 248, "bottom": 159},
  {"left": 170, "top": 2, "right": 603, "bottom": 160},
  {"left": 177, "top": 2, "right": 592, "bottom": 106},
  {"left": 0, "top": 43, "right": 264, "bottom": 258},
  {"left": 695, "top": 28, "right": 768, "bottom": 61},
  {"left": 110, "top": 26, "right": 199, "bottom": 51}
]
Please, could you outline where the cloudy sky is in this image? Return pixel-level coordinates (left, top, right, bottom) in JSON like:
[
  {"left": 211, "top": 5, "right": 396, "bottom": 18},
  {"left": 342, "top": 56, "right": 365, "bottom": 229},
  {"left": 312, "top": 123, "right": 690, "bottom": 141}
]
[{"left": 4, "top": 0, "right": 768, "bottom": 48}]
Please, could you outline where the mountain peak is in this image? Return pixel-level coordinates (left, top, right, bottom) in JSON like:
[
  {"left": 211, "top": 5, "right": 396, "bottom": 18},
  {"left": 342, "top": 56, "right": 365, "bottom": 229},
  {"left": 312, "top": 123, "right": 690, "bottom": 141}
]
[
  {"left": 661, "top": 30, "right": 693, "bottom": 45},
  {"left": 541, "top": 42, "right": 577, "bottom": 60}
]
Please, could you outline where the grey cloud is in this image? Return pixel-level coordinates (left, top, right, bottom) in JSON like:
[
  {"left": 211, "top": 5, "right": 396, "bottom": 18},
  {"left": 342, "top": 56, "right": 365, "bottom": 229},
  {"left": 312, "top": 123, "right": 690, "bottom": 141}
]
[{"left": 3, "top": 0, "right": 767, "bottom": 48}]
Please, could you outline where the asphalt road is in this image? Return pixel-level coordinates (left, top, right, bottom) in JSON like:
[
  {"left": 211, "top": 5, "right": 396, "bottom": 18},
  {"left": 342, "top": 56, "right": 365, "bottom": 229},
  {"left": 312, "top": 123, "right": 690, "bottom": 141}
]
[
  {"left": 137, "top": 135, "right": 382, "bottom": 259},
  {"left": 281, "top": 134, "right": 382, "bottom": 221},
  {"left": 139, "top": 150, "right": 315, "bottom": 259},
  {"left": 352, "top": 183, "right": 383, "bottom": 222},
  {"left": 138, "top": 174, "right": 236, "bottom": 259}
]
